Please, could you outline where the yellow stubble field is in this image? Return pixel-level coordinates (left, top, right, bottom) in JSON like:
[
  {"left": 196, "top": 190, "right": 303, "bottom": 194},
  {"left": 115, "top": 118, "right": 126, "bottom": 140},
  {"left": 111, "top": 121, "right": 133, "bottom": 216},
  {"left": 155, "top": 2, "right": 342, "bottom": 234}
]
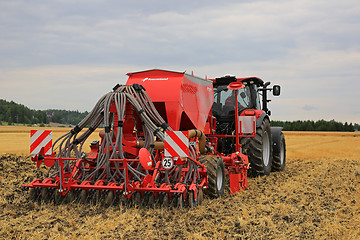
[
  {"left": 284, "top": 131, "right": 360, "bottom": 160},
  {"left": 0, "top": 126, "right": 360, "bottom": 239}
]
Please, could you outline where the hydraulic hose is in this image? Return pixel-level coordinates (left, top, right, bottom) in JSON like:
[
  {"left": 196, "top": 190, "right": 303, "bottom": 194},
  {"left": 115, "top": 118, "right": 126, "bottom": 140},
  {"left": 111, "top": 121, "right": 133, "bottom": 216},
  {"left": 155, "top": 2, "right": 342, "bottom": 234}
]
[
  {"left": 52, "top": 83, "right": 174, "bottom": 183},
  {"left": 188, "top": 129, "right": 207, "bottom": 154}
]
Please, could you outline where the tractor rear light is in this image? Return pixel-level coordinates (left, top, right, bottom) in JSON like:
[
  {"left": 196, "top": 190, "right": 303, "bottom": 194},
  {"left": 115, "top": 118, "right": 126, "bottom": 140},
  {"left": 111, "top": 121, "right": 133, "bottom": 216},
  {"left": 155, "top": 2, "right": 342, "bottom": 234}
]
[{"left": 243, "top": 110, "right": 256, "bottom": 116}]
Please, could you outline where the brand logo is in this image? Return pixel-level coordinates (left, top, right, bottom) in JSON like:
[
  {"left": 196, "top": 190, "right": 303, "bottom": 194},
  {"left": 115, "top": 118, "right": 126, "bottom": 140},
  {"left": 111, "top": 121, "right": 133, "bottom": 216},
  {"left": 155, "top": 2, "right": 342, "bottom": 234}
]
[{"left": 142, "top": 77, "right": 168, "bottom": 82}]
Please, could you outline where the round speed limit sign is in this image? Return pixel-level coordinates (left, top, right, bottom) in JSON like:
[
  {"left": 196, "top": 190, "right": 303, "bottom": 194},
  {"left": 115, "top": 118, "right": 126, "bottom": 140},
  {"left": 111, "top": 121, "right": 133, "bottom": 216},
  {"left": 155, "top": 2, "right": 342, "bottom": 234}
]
[{"left": 162, "top": 158, "right": 174, "bottom": 169}]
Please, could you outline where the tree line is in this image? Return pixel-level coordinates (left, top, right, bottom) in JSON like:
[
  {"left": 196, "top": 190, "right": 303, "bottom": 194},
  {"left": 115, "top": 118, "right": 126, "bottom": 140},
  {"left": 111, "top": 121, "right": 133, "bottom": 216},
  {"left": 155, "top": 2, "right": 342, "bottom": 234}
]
[
  {"left": 46, "top": 109, "right": 89, "bottom": 125},
  {"left": 0, "top": 99, "right": 48, "bottom": 125},
  {"left": 0, "top": 99, "right": 87, "bottom": 126},
  {"left": 271, "top": 120, "right": 359, "bottom": 132}
]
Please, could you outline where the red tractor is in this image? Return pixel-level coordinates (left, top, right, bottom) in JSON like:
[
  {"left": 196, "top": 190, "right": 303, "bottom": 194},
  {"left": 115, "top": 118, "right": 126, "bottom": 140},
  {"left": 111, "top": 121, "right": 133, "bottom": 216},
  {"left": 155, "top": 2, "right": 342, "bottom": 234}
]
[
  {"left": 211, "top": 74, "right": 286, "bottom": 177},
  {"left": 22, "top": 69, "right": 285, "bottom": 207}
]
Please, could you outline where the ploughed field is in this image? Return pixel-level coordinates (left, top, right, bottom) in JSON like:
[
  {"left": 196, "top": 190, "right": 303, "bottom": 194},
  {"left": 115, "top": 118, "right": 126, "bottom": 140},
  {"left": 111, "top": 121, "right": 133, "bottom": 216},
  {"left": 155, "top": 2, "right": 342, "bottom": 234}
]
[{"left": 0, "top": 127, "right": 359, "bottom": 239}]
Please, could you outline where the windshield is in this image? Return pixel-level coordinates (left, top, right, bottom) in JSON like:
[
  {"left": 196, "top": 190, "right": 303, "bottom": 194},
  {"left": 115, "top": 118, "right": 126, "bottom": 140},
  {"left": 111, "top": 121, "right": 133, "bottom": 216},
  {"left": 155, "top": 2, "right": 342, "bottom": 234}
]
[
  {"left": 214, "top": 85, "right": 251, "bottom": 108},
  {"left": 213, "top": 85, "right": 251, "bottom": 118}
]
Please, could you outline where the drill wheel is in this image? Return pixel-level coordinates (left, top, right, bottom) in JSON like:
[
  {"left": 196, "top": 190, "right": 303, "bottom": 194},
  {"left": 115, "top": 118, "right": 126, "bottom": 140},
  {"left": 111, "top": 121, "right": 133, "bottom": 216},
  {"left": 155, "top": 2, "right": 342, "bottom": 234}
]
[
  {"left": 142, "top": 192, "right": 150, "bottom": 207},
  {"left": 133, "top": 191, "right": 142, "bottom": 207},
  {"left": 80, "top": 190, "right": 88, "bottom": 204},
  {"left": 197, "top": 188, "right": 204, "bottom": 206},
  {"left": 54, "top": 190, "right": 62, "bottom": 205},
  {"left": 148, "top": 193, "right": 156, "bottom": 209},
  {"left": 104, "top": 191, "right": 114, "bottom": 207},
  {"left": 28, "top": 188, "right": 38, "bottom": 201},
  {"left": 162, "top": 193, "right": 170, "bottom": 208},
  {"left": 118, "top": 193, "right": 127, "bottom": 207},
  {"left": 40, "top": 188, "right": 48, "bottom": 203},
  {"left": 91, "top": 190, "right": 101, "bottom": 205},
  {"left": 64, "top": 191, "right": 74, "bottom": 204},
  {"left": 173, "top": 193, "right": 184, "bottom": 209},
  {"left": 188, "top": 190, "right": 195, "bottom": 208}
]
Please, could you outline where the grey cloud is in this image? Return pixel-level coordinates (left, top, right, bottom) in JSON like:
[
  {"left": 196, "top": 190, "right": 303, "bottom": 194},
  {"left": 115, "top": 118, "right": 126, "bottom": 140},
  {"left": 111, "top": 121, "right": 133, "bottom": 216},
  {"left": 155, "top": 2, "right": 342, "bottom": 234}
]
[
  {"left": 302, "top": 105, "right": 318, "bottom": 111},
  {"left": 0, "top": 0, "right": 359, "bottom": 123}
]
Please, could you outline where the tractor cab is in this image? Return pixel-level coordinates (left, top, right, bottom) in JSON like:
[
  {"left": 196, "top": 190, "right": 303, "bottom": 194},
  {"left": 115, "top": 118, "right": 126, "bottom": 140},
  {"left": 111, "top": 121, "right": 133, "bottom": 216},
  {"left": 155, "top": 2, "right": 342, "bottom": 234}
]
[{"left": 212, "top": 75, "right": 263, "bottom": 122}]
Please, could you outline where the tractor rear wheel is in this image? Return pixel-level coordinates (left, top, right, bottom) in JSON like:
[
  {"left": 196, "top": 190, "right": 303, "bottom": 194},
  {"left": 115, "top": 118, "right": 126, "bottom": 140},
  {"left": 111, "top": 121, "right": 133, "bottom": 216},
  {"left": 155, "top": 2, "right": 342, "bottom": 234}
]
[
  {"left": 199, "top": 155, "right": 225, "bottom": 198},
  {"left": 241, "top": 118, "right": 273, "bottom": 176},
  {"left": 272, "top": 132, "right": 286, "bottom": 171}
]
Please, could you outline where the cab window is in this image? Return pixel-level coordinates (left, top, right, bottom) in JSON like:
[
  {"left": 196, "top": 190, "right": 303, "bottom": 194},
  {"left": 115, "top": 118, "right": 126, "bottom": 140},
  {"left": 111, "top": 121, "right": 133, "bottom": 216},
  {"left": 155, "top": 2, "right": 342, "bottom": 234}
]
[{"left": 213, "top": 85, "right": 251, "bottom": 118}]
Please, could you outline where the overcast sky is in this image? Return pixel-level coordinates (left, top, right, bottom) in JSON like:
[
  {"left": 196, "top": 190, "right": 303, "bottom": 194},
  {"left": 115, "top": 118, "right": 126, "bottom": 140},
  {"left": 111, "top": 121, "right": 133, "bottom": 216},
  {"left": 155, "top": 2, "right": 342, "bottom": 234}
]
[{"left": 0, "top": 0, "right": 359, "bottom": 123}]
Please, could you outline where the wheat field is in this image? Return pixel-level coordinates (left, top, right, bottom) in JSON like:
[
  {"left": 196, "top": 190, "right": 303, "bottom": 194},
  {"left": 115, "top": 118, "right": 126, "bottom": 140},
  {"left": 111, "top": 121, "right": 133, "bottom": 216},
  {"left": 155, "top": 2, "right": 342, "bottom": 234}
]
[
  {"left": 0, "top": 127, "right": 359, "bottom": 239},
  {"left": 0, "top": 126, "right": 102, "bottom": 155}
]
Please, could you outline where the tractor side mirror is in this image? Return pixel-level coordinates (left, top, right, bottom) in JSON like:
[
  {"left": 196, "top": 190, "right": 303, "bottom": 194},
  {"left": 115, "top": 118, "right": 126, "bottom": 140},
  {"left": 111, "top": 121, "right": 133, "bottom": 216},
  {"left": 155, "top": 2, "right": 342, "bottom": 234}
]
[{"left": 273, "top": 85, "right": 281, "bottom": 96}]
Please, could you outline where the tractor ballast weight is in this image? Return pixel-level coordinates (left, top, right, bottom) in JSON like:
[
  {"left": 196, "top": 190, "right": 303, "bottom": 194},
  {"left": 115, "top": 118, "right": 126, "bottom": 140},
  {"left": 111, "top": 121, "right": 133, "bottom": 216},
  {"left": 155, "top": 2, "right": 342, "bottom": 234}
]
[{"left": 22, "top": 69, "right": 285, "bottom": 208}]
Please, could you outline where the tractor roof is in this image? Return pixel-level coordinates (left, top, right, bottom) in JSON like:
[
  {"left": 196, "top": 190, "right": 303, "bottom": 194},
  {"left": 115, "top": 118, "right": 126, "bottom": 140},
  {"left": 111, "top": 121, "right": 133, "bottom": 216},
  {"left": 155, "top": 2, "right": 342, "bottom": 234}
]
[{"left": 213, "top": 75, "right": 264, "bottom": 87}]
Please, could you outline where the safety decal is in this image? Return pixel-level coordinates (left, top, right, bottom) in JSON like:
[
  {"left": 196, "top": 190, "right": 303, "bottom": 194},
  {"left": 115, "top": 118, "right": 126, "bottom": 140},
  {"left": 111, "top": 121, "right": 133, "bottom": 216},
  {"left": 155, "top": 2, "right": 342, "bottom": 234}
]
[
  {"left": 164, "top": 131, "right": 189, "bottom": 158},
  {"left": 30, "top": 130, "right": 52, "bottom": 157}
]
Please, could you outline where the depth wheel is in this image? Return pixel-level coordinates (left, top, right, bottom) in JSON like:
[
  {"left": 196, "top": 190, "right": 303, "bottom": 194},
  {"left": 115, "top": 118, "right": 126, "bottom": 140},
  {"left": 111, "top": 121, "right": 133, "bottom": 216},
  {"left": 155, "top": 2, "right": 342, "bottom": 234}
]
[{"left": 198, "top": 155, "right": 225, "bottom": 198}]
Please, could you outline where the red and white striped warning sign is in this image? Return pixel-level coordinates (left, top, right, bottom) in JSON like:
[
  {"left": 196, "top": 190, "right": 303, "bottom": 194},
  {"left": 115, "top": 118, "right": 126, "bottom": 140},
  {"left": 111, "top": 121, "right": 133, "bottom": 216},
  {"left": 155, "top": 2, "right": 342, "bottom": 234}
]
[
  {"left": 164, "top": 131, "right": 189, "bottom": 158},
  {"left": 30, "top": 130, "right": 52, "bottom": 157}
]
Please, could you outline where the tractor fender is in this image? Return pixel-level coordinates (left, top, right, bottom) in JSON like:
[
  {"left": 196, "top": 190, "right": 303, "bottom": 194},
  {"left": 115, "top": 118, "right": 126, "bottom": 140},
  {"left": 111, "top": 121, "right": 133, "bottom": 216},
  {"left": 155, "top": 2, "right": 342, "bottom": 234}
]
[
  {"left": 256, "top": 112, "right": 268, "bottom": 128},
  {"left": 270, "top": 127, "right": 283, "bottom": 154}
]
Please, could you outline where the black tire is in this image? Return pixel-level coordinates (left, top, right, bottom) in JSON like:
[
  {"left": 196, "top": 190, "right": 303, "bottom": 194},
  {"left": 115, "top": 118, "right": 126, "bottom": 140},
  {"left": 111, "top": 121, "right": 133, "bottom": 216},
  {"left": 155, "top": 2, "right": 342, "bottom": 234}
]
[
  {"left": 241, "top": 118, "right": 273, "bottom": 176},
  {"left": 272, "top": 132, "right": 286, "bottom": 171},
  {"left": 199, "top": 155, "right": 225, "bottom": 198}
]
